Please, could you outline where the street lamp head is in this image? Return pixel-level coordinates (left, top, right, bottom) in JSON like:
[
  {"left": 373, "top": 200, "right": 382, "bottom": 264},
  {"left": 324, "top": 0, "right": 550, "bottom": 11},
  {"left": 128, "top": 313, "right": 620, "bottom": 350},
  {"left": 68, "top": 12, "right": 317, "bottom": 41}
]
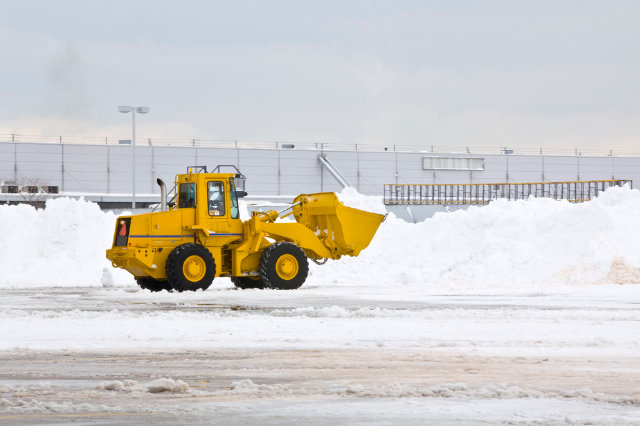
[
  {"left": 118, "top": 105, "right": 133, "bottom": 113},
  {"left": 135, "top": 106, "right": 150, "bottom": 114}
]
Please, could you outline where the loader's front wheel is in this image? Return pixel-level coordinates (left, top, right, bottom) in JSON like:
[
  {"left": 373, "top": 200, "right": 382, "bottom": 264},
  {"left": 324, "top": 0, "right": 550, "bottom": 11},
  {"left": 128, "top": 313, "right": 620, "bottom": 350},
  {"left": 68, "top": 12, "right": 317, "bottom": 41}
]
[
  {"left": 260, "top": 242, "right": 308, "bottom": 290},
  {"left": 166, "top": 243, "right": 216, "bottom": 292},
  {"left": 136, "top": 276, "right": 172, "bottom": 292},
  {"left": 231, "top": 276, "right": 266, "bottom": 290}
]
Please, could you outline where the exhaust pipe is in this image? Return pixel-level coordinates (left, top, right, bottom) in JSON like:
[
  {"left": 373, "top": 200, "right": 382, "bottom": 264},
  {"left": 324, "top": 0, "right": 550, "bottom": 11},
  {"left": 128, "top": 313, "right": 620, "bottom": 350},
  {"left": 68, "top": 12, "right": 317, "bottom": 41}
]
[{"left": 157, "top": 178, "right": 167, "bottom": 212}]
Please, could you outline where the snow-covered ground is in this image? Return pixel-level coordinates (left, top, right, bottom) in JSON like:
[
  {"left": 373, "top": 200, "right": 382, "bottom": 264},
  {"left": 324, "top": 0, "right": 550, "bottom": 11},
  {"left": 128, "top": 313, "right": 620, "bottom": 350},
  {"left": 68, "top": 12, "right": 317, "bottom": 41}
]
[{"left": 1, "top": 187, "right": 640, "bottom": 424}]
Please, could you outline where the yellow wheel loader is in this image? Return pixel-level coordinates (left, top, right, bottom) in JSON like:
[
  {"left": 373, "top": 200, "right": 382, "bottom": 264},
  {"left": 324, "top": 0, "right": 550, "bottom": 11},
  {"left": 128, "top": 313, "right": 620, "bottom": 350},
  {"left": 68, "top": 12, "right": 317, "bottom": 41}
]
[{"left": 106, "top": 166, "right": 385, "bottom": 292}]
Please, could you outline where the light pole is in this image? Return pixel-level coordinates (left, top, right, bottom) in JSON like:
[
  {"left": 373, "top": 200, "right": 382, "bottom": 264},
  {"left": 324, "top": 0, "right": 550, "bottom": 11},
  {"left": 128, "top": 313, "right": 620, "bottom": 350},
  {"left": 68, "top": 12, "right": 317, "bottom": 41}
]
[{"left": 118, "top": 105, "right": 149, "bottom": 209}]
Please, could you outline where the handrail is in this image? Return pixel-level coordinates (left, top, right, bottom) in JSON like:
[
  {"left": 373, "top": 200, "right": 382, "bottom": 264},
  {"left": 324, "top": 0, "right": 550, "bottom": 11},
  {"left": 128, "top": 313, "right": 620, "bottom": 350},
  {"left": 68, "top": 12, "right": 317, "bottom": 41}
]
[
  {"left": 3, "top": 133, "right": 640, "bottom": 157},
  {"left": 384, "top": 180, "right": 633, "bottom": 205}
]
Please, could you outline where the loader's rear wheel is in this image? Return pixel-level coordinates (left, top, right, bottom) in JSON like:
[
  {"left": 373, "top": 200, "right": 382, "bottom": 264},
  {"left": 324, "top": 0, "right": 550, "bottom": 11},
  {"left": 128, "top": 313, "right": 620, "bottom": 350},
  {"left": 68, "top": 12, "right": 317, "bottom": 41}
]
[
  {"left": 260, "top": 242, "right": 308, "bottom": 290},
  {"left": 231, "top": 276, "right": 266, "bottom": 290},
  {"left": 136, "top": 276, "right": 172, "bottom": 292},
  {"left": 166, "top": 243, "right": 216, "bottom": 292}
]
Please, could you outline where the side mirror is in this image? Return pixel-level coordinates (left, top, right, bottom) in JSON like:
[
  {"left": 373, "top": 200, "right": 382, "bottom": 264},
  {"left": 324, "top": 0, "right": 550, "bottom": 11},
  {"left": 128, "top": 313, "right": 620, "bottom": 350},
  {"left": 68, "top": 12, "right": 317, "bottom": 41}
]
[{"left": 235, "top": 191, "right": 248, "bottom": 198}]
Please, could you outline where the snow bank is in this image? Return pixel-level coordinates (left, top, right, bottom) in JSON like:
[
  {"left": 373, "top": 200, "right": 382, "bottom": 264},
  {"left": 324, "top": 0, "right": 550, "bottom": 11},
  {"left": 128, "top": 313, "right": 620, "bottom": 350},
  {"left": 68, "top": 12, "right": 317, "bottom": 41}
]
[
  {"left": 337, "top": 187, "right": 387, "bottom": 215},
  {"left": 2, "top": 186, "right": 640, "bottom": 289},
  {"left": 0, "top": 198, "right": 133, "bottom": 288},
  {"left": 312, "top": 185, "right": 640, "bottom": 288}
]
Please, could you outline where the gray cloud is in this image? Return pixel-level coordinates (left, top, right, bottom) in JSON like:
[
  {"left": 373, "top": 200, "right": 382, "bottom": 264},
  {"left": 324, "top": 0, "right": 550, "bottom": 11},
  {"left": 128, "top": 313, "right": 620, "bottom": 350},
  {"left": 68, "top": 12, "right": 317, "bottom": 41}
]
[{"left": 0, "top": 1, "right": 638, "bottom": 150}]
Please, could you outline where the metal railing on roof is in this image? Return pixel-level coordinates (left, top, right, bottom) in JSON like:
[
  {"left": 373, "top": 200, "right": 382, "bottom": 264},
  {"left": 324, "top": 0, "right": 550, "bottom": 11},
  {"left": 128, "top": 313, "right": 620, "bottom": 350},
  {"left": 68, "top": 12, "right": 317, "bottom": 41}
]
[
  {"left": 383, "top": 180, "right": 633, "bottom": 205},
  {"left": 2, "top": 133, "right": 640, "bottom": 157}
]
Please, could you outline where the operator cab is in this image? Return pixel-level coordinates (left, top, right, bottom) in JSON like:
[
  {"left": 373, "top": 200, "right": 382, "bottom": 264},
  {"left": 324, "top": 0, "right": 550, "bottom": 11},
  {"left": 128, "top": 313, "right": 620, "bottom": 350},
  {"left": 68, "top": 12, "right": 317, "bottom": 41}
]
[{"left": 174, "top": 165, "right": 246, "bottom": 220}]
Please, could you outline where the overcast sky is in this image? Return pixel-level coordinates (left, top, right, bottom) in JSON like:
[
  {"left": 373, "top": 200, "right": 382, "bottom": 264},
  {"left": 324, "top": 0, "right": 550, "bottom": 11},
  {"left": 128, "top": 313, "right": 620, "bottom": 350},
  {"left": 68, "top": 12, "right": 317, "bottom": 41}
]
[{"left": 1, "top": 1, "right": 639, "bottom": 150}]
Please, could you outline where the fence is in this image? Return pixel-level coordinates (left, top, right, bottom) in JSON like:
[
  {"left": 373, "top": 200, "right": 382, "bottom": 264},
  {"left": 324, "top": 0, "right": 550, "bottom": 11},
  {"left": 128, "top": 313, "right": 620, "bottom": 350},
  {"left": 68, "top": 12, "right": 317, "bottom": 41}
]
[
  {"left": 383, "top": 180, "right": 633, "bottom": 205},
  {"left": 3, "top": 133, "right": 640, "bottom": 157}
]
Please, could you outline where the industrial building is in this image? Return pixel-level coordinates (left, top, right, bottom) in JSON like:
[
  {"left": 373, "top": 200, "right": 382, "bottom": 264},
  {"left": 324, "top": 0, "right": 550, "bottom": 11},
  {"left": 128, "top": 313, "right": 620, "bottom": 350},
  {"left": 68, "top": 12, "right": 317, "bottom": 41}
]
[{"left": 1, "top": 139, "right": 638, "bottom": 220}]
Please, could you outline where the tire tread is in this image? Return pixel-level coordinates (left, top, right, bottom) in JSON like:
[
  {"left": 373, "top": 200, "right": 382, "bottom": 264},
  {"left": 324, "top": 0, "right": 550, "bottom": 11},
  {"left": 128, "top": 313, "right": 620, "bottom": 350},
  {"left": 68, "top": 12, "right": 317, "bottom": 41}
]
[
  {"left": 166, "top": 243, "right": 216, "bottom": 292},
  {"left": 260, "top": 242, "right": 308, "bottom": 290}
]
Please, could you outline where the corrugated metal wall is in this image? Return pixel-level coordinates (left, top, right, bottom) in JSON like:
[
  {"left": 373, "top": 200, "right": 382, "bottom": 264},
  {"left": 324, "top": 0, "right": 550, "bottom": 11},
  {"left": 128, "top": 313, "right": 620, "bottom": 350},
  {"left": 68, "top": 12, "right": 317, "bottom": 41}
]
[{"left": 1, "top": 142, "right": 638, "bottom": 196}]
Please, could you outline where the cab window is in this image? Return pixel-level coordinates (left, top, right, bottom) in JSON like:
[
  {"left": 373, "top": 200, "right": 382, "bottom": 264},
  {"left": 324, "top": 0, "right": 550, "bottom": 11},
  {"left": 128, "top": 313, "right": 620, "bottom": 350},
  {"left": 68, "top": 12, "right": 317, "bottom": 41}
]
[
  {"left": 229, "top": 178, "right": 240, "bottom": 219},
  {"left": 208, "top": 181, "right": 226, "bottom": 216},
  {"left": 178, "top": 183, "right": 196, "bottom": 208}
]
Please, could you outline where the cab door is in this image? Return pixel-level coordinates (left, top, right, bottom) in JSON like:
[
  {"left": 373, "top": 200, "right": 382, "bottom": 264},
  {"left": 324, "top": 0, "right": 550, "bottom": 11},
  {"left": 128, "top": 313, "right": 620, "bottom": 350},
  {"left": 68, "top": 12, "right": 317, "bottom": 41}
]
[
  {"left": 203, "top": 180, "right": 243, "bottom": 246},
  {"left": 177, "top": 180, "right": 197, "bottom": 241}
]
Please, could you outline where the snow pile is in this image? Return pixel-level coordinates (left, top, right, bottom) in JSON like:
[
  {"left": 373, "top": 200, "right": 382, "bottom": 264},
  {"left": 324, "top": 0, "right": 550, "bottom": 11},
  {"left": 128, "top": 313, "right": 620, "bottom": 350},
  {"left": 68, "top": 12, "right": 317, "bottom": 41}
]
[
  {"left": 0, "top": 381, "right": 115, "bottom": 414},
  {"left": 1, "top": 186, "right": 640, "bottom": 289},
  {"left": 337, "top": 187, "right": 387, "bottom": 214},
  {"left": 310, "top": 185, "right": 640, "bottom": 287},
  {"left": 97, "top": 378, "right": 189, "bottom": 394},
  {"left": 146, "top": 378, "right": 190, "bottom": 393},
  {"left": 0, "top": 198, "right": 133, "bottom": 288},
  {"left": 99, "top": 380, "right": 138, "bottom": 391}
]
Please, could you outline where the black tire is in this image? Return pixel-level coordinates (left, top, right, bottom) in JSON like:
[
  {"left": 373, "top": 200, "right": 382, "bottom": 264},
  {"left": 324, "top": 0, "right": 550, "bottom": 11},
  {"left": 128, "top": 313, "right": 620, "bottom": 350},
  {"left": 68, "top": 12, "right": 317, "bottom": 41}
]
[
  {"left": 260, "top": 242, "right": 308, "bottom": 290},
  {"left": 231, "top": 276, "right": 266, "bottom": 290},
  {"left": 136, "top": 276, "right": 172, "bottom": 292},
  {"left": 166, "top": 243, "right": 216, "bottom": 292}
]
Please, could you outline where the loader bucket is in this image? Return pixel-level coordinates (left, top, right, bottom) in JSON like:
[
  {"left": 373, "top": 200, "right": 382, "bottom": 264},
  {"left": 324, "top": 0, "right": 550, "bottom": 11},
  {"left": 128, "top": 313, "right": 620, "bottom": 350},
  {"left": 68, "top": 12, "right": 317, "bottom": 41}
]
[{"left": 291, "top": 192, "right": 386, "bottom": 259}]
